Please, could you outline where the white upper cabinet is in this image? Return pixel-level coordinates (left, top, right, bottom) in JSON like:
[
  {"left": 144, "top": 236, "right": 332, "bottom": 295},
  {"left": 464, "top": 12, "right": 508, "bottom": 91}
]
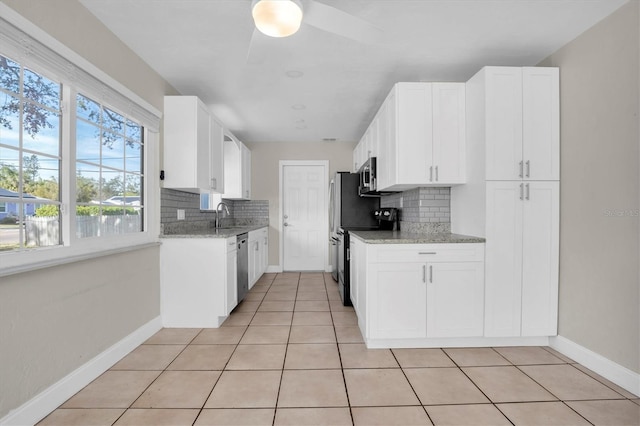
[
  {"left": 483, "top": 67, "right": 559, "bottom": 181},
  {"left": 163, "top": 96, "right": 224, "bottom": 193},
  {"left": 359, "top": 82, "right": 466, "bottom": 191},
  {"left": 522, "top": 67, "right": 560, "bottom": 181},
  {"left": 222, "top": 135, "right": 252, "bottom": 200},
  {"left": 394, "top": 82, "right": 433, "bottom": 187},
  {"left": 209, "top": 117, "right": 224, "bottom": 192},
  {"left": 432, "top": 83, "right": 466, "bottom": 184}
]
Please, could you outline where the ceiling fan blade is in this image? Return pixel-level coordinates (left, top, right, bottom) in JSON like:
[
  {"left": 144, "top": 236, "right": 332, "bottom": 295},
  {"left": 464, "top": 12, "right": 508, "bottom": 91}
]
[
  {"left": 303, "top": 0, "right": 383, "bottom": 44},
  {"left": 245, "top": 27, "right": 270, "bottom": 66}
]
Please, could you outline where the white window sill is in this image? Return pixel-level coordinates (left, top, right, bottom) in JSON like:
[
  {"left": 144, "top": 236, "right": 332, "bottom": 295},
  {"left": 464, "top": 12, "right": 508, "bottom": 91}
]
[{"left": 0, "top": 240, "right": 161, "bottom": 278}]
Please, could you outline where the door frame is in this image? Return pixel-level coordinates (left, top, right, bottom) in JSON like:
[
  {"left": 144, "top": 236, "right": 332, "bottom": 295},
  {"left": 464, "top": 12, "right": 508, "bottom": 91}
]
[{"left": 279, "top": 160, "right": 330, "bottom": 272}]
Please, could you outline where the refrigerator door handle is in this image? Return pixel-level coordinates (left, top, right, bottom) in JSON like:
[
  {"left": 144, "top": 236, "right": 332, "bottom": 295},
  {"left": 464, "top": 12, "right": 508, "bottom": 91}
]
[{"left": 328, "top": 179, "right": 335, "bottom": 233}]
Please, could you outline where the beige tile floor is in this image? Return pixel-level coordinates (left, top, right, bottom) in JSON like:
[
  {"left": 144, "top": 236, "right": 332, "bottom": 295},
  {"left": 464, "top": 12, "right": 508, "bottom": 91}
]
[{"left": 39, "top": 272, "right": 640, "bottom": 426}]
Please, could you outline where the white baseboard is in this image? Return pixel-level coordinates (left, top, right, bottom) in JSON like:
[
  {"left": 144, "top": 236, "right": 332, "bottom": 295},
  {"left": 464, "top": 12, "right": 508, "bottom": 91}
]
[
  {"left": 0, "top": 316, "right": 163, "bottom": 426},
  {"left": 550, "top": 335, "right": 640, "bottom": 397},
  {"left": 265, "top": 265, "right": 333, "bottom": 273}
]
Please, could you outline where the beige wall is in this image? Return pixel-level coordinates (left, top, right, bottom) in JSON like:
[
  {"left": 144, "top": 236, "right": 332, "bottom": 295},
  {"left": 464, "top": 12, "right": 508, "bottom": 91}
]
[
  {"left": 539, "top": 1, "right": 639, "bottom": 373},
  {"left": 1, "top": 0, "right": 178, "bottom": 110},
  {"left": 244, "top": 142, "right": 356, "bottom": 267},
  {"left": 0, "top": 0, "right": 176, "bottom": 419},
  {"left": 0, "top": 247, "right": 161, "bottom": 418}
]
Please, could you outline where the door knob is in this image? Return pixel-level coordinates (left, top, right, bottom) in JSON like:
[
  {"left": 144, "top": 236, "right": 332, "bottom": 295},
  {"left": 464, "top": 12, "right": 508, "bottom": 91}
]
[
  {"left": 284, "top": 215, "right": 288, "bottom": 219},
  {"left": 284, "top": 222, "right": 289, "bottom": 227}
]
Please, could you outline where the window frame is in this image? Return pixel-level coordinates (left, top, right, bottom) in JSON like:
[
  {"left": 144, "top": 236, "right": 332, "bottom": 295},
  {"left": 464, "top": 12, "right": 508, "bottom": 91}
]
[{"left": 0, "top": 9, "right": 161, "bottom": 276}]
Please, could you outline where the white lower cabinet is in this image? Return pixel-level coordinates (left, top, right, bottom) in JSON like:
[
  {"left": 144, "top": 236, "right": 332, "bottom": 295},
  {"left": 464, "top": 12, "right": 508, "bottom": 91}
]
[
  {"left": 248, "top": 227, "right": 268, "bottom": 289},
  {"left": 160, "top": 237, "right": 238, "bottom": 327},
  {"left": 485, "top": 181, "right": 559, "bottom": 337},
  {"left": 426, "top": 262, "right": 484, "bottom": 337},
  {"left": 354, "top": 241, "right": 485, "bottom": 344},
  {"left": 225, "top": 239, "right": 238, "bottom": 315}
]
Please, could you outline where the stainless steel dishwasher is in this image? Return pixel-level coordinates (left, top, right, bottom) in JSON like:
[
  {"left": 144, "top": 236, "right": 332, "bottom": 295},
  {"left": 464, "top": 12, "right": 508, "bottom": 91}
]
[{"left": 236, "top": 233, "right": 249, "bottom": 303}]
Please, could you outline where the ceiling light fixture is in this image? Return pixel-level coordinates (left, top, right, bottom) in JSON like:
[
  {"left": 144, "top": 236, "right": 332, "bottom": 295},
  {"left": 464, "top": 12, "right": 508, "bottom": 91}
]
[{"left": 252, "top": 0, "right": 303, "bottom": 38}]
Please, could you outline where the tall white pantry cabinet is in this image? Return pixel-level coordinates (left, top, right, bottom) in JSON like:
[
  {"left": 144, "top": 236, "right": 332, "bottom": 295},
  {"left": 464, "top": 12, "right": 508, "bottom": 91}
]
[{"left": 452, "top": 66, "right": 560, "bottom": 338}]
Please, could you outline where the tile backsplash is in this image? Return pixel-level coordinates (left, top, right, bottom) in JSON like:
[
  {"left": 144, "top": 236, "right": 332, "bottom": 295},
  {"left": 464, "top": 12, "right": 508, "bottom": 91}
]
[
  {"left": 160, "top": 188, "right": 268, "bottom": 234},
  {"left": 381, "top": 187, "right": 451, "bottom": 233}
]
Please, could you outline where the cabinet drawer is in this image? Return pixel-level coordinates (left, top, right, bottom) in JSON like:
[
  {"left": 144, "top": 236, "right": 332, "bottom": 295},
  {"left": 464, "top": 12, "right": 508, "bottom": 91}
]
[
  {"left": 226, "top": 237, "right": 237, "bottom": 252},
  {"left": 249, "top": 227, "right": 268, "bottom": 242},
  {"left": 371, "top": 243, "right": 484, "bottom": 263}
]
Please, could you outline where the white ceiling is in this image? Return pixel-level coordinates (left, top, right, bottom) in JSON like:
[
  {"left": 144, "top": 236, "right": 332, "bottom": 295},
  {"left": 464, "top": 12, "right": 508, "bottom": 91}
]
[{"left": 80, "top": 0, "right": 626, "bottom": 144}]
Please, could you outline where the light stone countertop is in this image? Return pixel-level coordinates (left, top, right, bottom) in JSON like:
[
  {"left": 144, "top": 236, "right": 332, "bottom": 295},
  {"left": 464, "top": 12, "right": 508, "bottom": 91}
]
[
  {"left": 349, "top": 230, "right": 485, "bottom": 244},
  {"left": 160, "top": 224, "right": 268, "bottom": 239}
]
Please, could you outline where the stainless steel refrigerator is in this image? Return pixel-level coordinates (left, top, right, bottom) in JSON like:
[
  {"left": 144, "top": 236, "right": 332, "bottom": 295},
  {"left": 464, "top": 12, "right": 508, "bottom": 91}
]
[{"left": 329, "top": 172, "right": 379, "bottom": 303}]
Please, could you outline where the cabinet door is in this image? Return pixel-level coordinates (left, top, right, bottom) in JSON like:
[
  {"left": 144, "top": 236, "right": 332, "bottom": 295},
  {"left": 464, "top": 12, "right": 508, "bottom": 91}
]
[
  {"left": 521, "top": 181, "right": 559, "bottom": 336},
  {"left": 241, "top": 144, "right": 251, "bottom": 199},
  {"left": 432, "top": 83, "right": 466, "bottom": 184},
  {"left": 426, "top": 262, "right": 484, "bottom": 337},
  {"left": 209, "top": 118, "right": 224, "bottom": 192},
  {"left": 369, "top": 262, "right": 427, "bottom": 339},
  {"left": 485, "top": 181, "right": 523, "bottom": 337},
  {"left": 485, "top": 67, "right": 523, "bottom": 181},
  {"left": 396, "top": 83, "right": 432, "bottom": 185},
  {"left": 248, "top": 238, "right": 259, "bottom": 288},
  {"left": 196, "top": 101, "right": 211, "bottom": 190},
  {"left": 226, "top": 248, "right": 238, "bottom": 315},
  {"left": 350, "top": 238, "right": 360, "bottom": 313},
  {"left": 384, "top": 90, "right": 397, "bottom": 189},
  {"left": 376, "top": 100, "right": 390, "bottom": 190},
  {"left": 522, "top": 68, "right": 559, "bottom": 181},
  {"left": 261, "top": 235, "right": 269, "bottom": 274}
]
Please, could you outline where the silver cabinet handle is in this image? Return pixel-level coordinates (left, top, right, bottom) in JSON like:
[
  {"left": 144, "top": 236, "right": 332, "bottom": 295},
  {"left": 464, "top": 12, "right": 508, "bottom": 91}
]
[
  {"left": 525, "top": 160, "right": 530, "bottom": 178},
  {"left": 520, "top": 183, "right": 524, "bottom": 200},
  {"left": 519, "top": 161, "right": 523, "bottom": 178},
  {"left": 211, "top": 178, "right": 217, "bottom": 190},
  {"left": 430, "top": 166, "right": 433, "bottom": 182},
  {"left": 418, "top": 252, "right": 437, "bottom": 255},
  {"left": 422, "top": 265, "right": 426, "bottom": 283},
  {"left": 284, "top": 215, "right": 288, "bottom": 219},
  {"left": 526, "top": 183, "right": 530, "bottom": 200},
  {"left": 284, "top": 223, "right": 290, "bottom": 227},
  {"left": 429, "top": 265, "right": 433, "bottom": 283},
  {"left": 435, "top": 166, "right": 439, "bottom": 181}
]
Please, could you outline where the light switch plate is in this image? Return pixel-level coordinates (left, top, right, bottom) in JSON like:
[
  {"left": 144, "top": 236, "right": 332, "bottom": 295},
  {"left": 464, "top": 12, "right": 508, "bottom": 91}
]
[{"left": 177, "top": 209, "right": 185, "bottom": 220}]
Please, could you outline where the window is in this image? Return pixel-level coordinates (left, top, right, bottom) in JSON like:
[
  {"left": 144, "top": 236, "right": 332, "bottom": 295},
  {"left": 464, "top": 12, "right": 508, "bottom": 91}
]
[
  {"left": 75, "top": 94, "right": 144, "bottom": 238},
  {"left": 0, "top": 14, "right": 160, "bottom": 271},
  {"left": 0, "top": 54, "right": 61, "bottom": 250}
]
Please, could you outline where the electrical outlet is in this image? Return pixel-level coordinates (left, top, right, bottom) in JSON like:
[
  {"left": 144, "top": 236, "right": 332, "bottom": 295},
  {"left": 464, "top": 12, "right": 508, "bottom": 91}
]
[{"left": 177, "top": 209, "right": 185, "bottom": 220}]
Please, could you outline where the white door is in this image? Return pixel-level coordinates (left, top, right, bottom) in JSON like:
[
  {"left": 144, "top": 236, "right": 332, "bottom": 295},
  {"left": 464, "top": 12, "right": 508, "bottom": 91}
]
[
  {"left": 485, "top": 67, "right": 523, "bottom": 181},
  {"left": 281, "top": 162, "right": 327, "bottom": 271},
  {"left": 485, "top": 181, "right": 524, "bottom": 337},
  {"left": 370, "top": 262, "right": 427, "bottom": 339},
  {"left": 432, "top": 83, "right": 466, "bottom": 184},
  {"left": 521, "top": 181, "right": 559, "bottom": 336},
  {"left": 397, "top": 83, "right": 433, "bottom": 185},
  {"left": 522, "top": 67, "right": 560, "bottom": 181},
  {"left": 426, "top": 262, "right": 484, "bottom": 338}
]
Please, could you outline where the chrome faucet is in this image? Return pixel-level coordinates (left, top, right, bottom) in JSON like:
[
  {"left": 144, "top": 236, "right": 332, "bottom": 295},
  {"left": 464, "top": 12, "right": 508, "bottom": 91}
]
[{"left": 215, "top": 202, "right": 230, "bottom": 229}]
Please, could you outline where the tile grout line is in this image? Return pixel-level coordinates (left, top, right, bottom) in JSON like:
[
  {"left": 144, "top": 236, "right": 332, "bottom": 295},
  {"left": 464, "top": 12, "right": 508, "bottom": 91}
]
[
  {"left": 194, "top": 274, "right": 274, "bottom": 425},
  {"left": 388, "top": 349, "right": 435, "bottom": 425},
  {"left": 440, "top": 348, "right": 515, "bottom": 426},
  {"left": 325, "top": 273, "right": 356, "bottom": 426},
  {"left": 272, "top": 272, "right": 300, "bottom": 425}
]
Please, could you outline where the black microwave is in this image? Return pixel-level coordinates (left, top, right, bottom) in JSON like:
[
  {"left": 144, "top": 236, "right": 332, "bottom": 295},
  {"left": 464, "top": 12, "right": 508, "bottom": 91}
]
[
  {"left": 358, "top": 157, "right": 399, "bottom": 197},
  {"left": 358, "top": 157, "right": 376, "bottom": 196}
]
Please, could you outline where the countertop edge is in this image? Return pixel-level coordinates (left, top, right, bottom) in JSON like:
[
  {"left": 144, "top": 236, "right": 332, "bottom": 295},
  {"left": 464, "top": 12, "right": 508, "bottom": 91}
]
[
  {"left": 349, "top": 230, "right": 485, "bottom": 244},
  {"left": 160, "top": 224, "right": 268, "bottom": 239}
]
